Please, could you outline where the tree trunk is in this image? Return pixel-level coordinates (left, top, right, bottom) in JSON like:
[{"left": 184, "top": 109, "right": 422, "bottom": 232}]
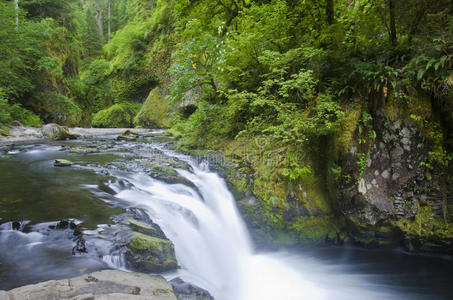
[
  {"left": 326, "top": 0, "right": 334, "bottom": 25},
  {"left": 96, "top": 0, "right": 103, "bottom": 41},
  {"left": 150, "top": 0, "right": 154, "bottom": 17},
  {"left": 15, "top": 0, "right": 18, "bottom": 31},
  {"left": 108, "top": 0, "right": 111, "bottom": 41},
  {"left": 389, "top": 0, "right": 397, "bottom": 45}
]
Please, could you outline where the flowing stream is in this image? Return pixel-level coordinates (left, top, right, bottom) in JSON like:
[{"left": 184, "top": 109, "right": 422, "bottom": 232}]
[{"left": 0, "top": 130, "right": 452, "bottom": 299}]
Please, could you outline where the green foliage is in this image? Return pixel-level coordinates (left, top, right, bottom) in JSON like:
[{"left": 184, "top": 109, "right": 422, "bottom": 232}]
[
  {"left": 33, "top": 93, "right": 82, "bottom": 126},
  {"left": 92, "top": 102, "right": 140, "bottom": 128},
  {"left": 134, "top": 88, "right": 170, "bottom": 128},
  {"left": 0, "top": 89, "right": 41, "bottom": 127},
  {"left": 397, "top": 206, "right": 453, "bottom": 240}
]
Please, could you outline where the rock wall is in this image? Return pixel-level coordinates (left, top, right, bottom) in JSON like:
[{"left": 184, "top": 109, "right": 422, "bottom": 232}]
[
  {"left": 218, "top": 103, "right": 453, "bottom": 253},
  {"left": 337, "top": 107, "right": 453, "bottom": 252}
]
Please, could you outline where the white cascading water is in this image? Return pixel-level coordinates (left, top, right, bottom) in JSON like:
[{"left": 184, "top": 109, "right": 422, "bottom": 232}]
[{"left": 109, "top": 152, "right": 400, "bottom": 300}]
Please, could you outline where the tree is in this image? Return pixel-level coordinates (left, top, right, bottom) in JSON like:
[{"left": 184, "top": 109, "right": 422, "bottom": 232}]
[
  {"left": 388, "top": 0, "right": 396, "bottom": 44},
  {"left": 326, "top": 0, "right": 334, "bottom": 25},
  {"left": 107, "top": 0, "right": 110, "bottom": 41},
  {"left": 14, "top": 0, "right": 18, "bottom": 30},
  {"left": 95, "top": 0, "right": 103, "bottom": 41}
]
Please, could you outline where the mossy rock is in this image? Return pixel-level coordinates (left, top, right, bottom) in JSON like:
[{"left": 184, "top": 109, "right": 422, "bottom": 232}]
[
  {"left": 116, "top": 135, "right": 138, "bottom": 141},
  {"left": 127, "top": 218, "right": 167, "bottom": 239},
  {"left": 69, "top": 147, "right": 100, "bottom": 154},
  {"left": 54, "top": 159, "right": 73, "bottom": 167},
  {"left": 0, "top": 129, "right": 11, "bottom": 137},
  {"left": 133, "top": 88, "right": 171, "bottom": 128},
  {"left": 125, "top": 232, "right": 178, "bottom": 273},
  {"left": 144, "top": 161, "right": 193, "bottom": 186},
  {"left": 41, "top": 123, "right": 78, "bottom": 140},
  {"left": 121, "top": 129, "right": 139, "bottom": 135}
]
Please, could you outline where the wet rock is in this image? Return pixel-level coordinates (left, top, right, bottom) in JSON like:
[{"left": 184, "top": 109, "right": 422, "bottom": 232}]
[
  {"left": 103, "top": 209, "right": 179, "bottom": 273},
  {"left": 116, "top": 135, "right": 137, "bottom": 142},
  {"left": 54, "top": 219, "right": 78, "bottom": 230},
  {"left": 41, "top": 123, "right": 78, "bottom": 140},
  {"left": 145, "top": 162, "right": 193, "bottom": 186},
  {"left": 121, "top": 129, "right": 139, "bottom": 136},
  {"left": 125, "top": 232, "right": 178, "bottom": 273},
  {"left": 170, "top": 278, "right": 214, "bottom": 300},
  {"left": 0, "top": 129, "right": 11, "bottom": 137},
  {"left": 1, "top": 270, "right": 177, "bottom": 300},
  {"left": 70, "top": 147, "right": 100, "bottom": 154},
  {"left": 54, "top": 159, "right": 73, "bottom": 167}
]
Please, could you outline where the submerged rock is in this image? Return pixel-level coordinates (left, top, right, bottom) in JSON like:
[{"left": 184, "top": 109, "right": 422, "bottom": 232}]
[
  {"left": 0, "top": 270, "right": 177, "bottom": 300},
  {"left": 54, "top": 159, "right": 73, "bottom": 167},
  {"left": 170, "top": 278, "right": 214, "bottom": 300}
]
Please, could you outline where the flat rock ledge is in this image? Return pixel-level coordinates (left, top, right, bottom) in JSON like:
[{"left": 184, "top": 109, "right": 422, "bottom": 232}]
[{"left": 0, "top": 270, "right": 177, "bottom": 300}]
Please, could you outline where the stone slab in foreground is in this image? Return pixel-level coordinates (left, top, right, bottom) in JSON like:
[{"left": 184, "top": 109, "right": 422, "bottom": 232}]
[{"left": 0, "top": 270, "right": 177, "bottom": 300}]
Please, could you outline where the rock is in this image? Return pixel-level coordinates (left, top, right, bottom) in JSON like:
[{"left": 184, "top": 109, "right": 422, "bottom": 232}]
[
  {"left": 170, "top": 278, "right": 214, "bottom": 300},
  {"left": 116, "top": 135, "right": 137, "bottom": 141},
  {"left": 2, "top": 270, "right": 177, "bottom": 300},
  {"left": 144, "top": 162, "right": 193, "bottom": 186},
  {"left": 70, "top": 147, "right": 100, "bottom": 154},
  {"left": 10, "top": 120, "right": 23, "bottom": 127},
  {"left": 54, "top": 159, "right": 73, "bottom": 167},
  {"left": 0, "top": 290, "right": 8, "bottom": 300},
  {"left": 121, "top": 129, "right": 139, "bottom": 136},
  {"left": 41, "top": 123, "right": 78, "bottom": 140},
  {"left": 358, "top": 179, "right": 367, "bottom": 195},
  {"left": 125, "top": 232, "right": 178, "bottom": 273},
  {"left": 0, "top": 129, "right": 11, "bottom": 137}
]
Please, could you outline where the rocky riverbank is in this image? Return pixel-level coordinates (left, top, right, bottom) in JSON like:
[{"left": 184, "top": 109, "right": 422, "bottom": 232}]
[
  {"left": 0, "top": 123, "right": 159, "bottom": 146},
  {"left": 0, "top": 270, "right": 213, "bottom": 300}
]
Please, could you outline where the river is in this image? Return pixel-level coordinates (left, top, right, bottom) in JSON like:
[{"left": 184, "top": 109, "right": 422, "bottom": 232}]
[{"left": 0, "top": 129, "right": 452, "bottom": 299}]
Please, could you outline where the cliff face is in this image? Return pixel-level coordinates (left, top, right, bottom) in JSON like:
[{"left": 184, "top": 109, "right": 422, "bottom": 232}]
[
  {"left": 336, "top": 103, "right": 453, "bottom": 252},
  {"left": 219, "top": 95, "right": 453, "bottom": 254}
]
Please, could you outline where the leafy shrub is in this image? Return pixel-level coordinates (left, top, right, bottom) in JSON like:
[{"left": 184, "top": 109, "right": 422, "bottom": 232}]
[
  {"left": 92, "top": 102, "right": 140, "bottom": 128},
  {"left": 0, "top": 90, "right": 41, "bottom": 127},
  {"left": 31, "top": 93, "right": 82, "bottom": 126}
]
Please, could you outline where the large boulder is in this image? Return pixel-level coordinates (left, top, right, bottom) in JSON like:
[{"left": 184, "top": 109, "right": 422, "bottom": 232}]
[
  {"left": 110, "top": 209, "right": 178, "bottom": 273},
  {"left": 125, "top": 232, "right": 178, "bottom": 273},
  {"left": 0, "top": 270, "right": 177, "bottom": 300},
  {"left": 41, "top": 123, "right": 78, "bottom": 140}
]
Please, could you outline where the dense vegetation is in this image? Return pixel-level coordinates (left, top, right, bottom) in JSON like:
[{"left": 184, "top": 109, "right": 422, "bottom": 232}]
[{"left": 1, "top": 0, "right": 452, "bottom": 247}]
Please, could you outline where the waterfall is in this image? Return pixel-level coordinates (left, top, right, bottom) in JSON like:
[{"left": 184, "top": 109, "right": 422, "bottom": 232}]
[{"left": 110, "top": 155, "right": 326, "bottom": 300}]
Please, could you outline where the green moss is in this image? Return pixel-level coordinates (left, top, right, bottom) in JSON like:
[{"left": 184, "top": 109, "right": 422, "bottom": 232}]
[
  {"left": 336, "top": 102, "right": 362, "bottom": 155},
  {"left": 0, "top": 129, "right": 11, "bottom": 136},
  {"left": 92, "top": 102, "right": 140, "bottom": 128},
  {"left": 289, "top": 216, "right": 340, "bottom": 243},
  {"left": 127, "top": 232, "right": 172, "bottom": 252},
  {"left": 134, "top": 88, "right": 171, "bottom": 128},
  {"left": 395, "top": 205, "right": 453, "bottom": 240},
  {"left": 147, "top": 162, "right": 178, "bottom": 177}
]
